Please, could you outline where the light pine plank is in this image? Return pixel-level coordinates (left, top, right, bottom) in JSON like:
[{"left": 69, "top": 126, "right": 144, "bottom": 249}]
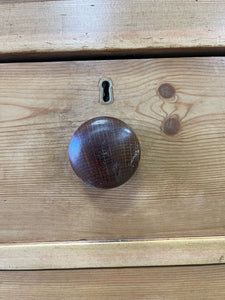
[
  {"left": 1, "top": 58, "right": 225, "bottom": 242},
  {"left": 1, "top": 265, "right": 225, "bottom": 299},
  {"left": 0, "top": 1, "right": 224, "bottom": 59},
  {"left": 1, "top": 238, "right": 225, "bottom": 270}
]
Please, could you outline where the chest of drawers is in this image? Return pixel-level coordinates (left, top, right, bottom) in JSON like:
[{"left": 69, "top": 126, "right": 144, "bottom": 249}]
[{"left": 1, "top": 1, "right": 225, "bottom": 299}]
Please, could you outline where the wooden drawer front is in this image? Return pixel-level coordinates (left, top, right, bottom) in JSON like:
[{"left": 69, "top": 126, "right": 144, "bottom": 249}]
[
  {"left": 1, "top": 265, "right": 225, "bottom": 299},
  {"left": 1, "top": 57, "right": 225, "bottom": 244}
]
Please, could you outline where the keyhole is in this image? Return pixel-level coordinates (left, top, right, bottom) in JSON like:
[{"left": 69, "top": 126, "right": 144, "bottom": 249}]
[
  {"left": 102, "top": 81, "right": 110, "bottom": 102},
  {"left": 99, "top": 78, "right": 113, "bottom": 104}
]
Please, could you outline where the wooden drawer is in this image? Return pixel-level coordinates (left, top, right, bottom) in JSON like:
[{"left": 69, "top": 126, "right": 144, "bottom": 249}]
[
  {"left": 1, "top": 265, "right": 225, "bottom": 300},
  {"left": 1, "top": 57, "right": 225, "bottom": 271},
  {"left": 1, "top": 57, "right": 225, "bottom": 242}
]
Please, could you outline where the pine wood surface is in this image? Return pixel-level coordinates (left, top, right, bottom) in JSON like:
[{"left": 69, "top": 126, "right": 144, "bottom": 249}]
[
  {"left": 1, "top": 57, "right": 225, "bottom": 243},
  {"left": 1, "top": 265, "right": 225, "bottom": 299},
  {"left": 0, "top": 0, "right": 225, "bottom": 59},
  {"left": 1, "top": 238, "right": 225, "bottom": 270}
]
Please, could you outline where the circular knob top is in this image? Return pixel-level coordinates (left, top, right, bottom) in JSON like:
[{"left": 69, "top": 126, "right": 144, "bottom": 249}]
[{"left": 69, "top": 116, "right": 141, "bottom": 188}]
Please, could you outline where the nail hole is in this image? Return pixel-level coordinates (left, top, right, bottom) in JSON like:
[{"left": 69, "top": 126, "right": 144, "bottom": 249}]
[{"left": 99, "top": 78, "right": 113, "bottom": 104}]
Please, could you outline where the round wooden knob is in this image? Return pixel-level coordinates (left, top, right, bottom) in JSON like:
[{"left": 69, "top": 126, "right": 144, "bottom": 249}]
[{"left": 69, "top": 116, "right": 141, "bottom": 188}]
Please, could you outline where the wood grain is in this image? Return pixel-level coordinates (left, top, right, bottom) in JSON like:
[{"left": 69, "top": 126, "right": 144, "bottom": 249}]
[
  {"left": 1, "top": 57, "right": 225, "bottom": 243},
  {"left": 0, "top": 0, "right": 225, "bottom": 60},
  {"left": 1, "top": 238, "right": 225, "bottom": 270},
  {"left": 1, "top": 265, "right": 225, "bottom": 299}
]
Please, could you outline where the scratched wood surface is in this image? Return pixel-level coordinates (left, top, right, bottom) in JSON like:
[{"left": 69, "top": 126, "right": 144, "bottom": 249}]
[
  {"left": 1, "top": 265, "right": 225, "bottom": 299},
  {"left": 0, "top": 0, "right": 225, "bottom": 60},
  {"left": 1, "top": 57, "right": 225, "bottom": 243}
]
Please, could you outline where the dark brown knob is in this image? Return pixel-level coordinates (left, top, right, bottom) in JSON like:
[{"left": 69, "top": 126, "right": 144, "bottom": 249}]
[{"left": 69, "top": 116, "right": 141, "bottom": 188}]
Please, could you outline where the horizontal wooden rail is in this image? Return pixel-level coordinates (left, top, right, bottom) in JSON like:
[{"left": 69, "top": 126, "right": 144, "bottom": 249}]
[
  {"left": 1, "top": 237, "right": 225, "bottom": 270},
  {"left": 0, "top": 1, "right": 225, "bottom": 61}
]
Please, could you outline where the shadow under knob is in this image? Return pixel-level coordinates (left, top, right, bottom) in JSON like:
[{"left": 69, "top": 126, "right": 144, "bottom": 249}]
[{"left": 69, "top": 116, "right": 141, "bottom": 188}]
